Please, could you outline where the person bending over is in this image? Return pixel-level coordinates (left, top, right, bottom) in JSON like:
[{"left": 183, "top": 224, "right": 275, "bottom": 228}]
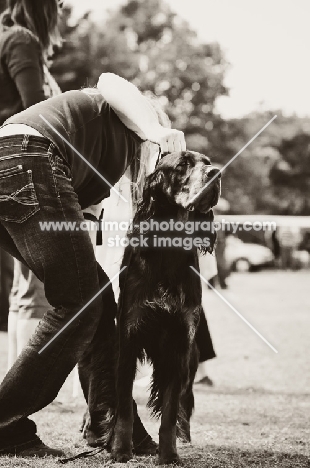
[{"left": 0, "top": 72, "right": 185, "bottom": 457}]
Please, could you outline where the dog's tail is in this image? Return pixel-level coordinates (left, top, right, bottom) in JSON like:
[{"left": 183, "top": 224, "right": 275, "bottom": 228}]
[{"left": 147, "top": 378, "right": 193, "bottom": 442}]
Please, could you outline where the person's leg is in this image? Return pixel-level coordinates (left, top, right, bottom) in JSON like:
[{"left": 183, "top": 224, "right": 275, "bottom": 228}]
[
  {"left": 7, "top": 311, "right": 18, "bottom": 368},
  {"left": 281, "top": 247, "right": 289, "bottom": 269},
  {"left": 7, "top": 261, "right": 43, "bottom": 368},
  {"left": 195, "top": 307, "right": 216, "bottom": 363},
  {"left": 7, "top": 259, "right": 22, "bottom": 368},
  {"left": 194, "top": 307, "right": 216, "bottom": 385},
  {"left": 78, "top": 262, "right": 117, "bottom": 447},
  {"left": 0, "top": 249, "right": 13, "bottom": 331},
  {"left": 0, "top": 137, "right": 110, "bottom": 452},
  {"left": 16, "top": 318, "right": 40, "bottom": 355},
  {"left": 287, "top": 247, "right": 294, "bottom": 270},
  {"left": 216, "top": 255, "right": 228, "bottom": 289},
  {"left": 15, "top": 264, "right": 50, "bottom": 355}
]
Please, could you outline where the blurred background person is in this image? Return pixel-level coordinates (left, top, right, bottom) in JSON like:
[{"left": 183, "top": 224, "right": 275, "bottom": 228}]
[
  {"left": 207, "top": 198, "right": 230, "bottom": 289},
  {"left": 0, "top": 249, "right": 13, "bottom": 332},
  {"left": 271, "top": 228, "right": 281, "bottom": 269},
  {"left": 277, "top": 226, "right": 302, "bottom": 270},
  {"left": 0, "top": 0, "right": 62, "bottom": 366},
  {"left": 214, "top": 227, "right": 229, "bottom": 289},
  {"left": 214, "top": 198, "right": 230, "bottom": 289},
  {"left": 194, "top": 305, "right": 216, "bottom": 386}
]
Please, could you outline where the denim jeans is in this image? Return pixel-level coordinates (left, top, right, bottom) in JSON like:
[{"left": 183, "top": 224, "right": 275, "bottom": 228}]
[{"left": 0, "top": 134, "right": 122, "bottom": 449}]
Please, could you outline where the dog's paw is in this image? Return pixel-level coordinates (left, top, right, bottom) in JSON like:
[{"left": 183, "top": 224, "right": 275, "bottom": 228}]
[{"left": 111, "top": 450, "right": 133, "bottom": 463}]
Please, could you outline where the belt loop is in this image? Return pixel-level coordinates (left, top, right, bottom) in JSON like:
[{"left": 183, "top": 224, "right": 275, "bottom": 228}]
[{"left": 21, "top": 134, "right": 30, "bottom": 152}]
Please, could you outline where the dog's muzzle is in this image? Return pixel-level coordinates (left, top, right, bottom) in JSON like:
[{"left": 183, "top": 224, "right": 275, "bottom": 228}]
[{"left": 186, "top": 166, "right": 221, "bottom": 211}]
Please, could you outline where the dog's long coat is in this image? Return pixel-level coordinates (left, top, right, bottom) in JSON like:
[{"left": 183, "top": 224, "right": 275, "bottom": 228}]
[{"left": 112, "top": 151, "right": 221, "bottom": 465}]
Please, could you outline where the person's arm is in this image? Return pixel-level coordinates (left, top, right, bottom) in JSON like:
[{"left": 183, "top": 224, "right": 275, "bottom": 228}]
[
  {"left": 97, "top": 73, "right": 186, "bottom": 154},
  {"left": 5, "top": 30, "right": 46, "bottom": 108},
  {"left": 14, "top": 68, "right": 46, "bottom": 108}
]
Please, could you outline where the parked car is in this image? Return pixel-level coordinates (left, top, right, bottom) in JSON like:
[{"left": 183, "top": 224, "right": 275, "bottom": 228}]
[{"left": 225, "top": 236, "right": 274, "bottom": 272}]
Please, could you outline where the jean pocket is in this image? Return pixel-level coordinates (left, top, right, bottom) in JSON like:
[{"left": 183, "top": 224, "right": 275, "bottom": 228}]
[{"left": 0, "top": 165, "right": 40, "bottom": 223}]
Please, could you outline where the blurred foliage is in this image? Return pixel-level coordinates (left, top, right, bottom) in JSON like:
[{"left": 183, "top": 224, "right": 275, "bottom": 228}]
[
  {"left": 46, "top": 1, "right": 310, "bottom": 215},
  {"left": 52, "top": 0, "right": 228, "bottom": 132}
]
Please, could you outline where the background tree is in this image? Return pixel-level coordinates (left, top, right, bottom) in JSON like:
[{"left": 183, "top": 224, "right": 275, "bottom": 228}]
[
  {"left": 51, "top": 7, "right": 96, "bottom": 90},
  {"left": 34, "top": 1, "right": 310, "bottom": 216},
  {"left": 52, "top": 0, "right": 228, "bottom": 140},
  {"left": 267, "top": 132, "right": 310, "bottom": 214}
]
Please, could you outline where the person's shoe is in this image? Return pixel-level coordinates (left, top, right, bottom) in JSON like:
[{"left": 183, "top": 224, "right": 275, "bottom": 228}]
[
  {"left": 133, "top": 435, "right": 158, "bottom": 455},
  {"left": 195, "top": 375, "right": 214, "bottom": 386},
  {"left": 207, "top": 276, "right": 216, "bottom": 289},
  {"left": 0, "top": 439, "right": 66, "bottom": 457}
]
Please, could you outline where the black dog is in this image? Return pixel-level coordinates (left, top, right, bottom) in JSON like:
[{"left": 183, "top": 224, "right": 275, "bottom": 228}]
[{"left": 112, "top": 151, "right": 221, "bottom": 465}]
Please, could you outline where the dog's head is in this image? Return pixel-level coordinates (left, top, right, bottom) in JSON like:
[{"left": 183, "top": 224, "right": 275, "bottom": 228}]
[
  {"left": 154, "top": 150, "right": 221, "bottom": 212},
  {"left": 140, "top": 151, "right": 221, "bottom": 214},
  {"left": 136, "top": 151, "right": 221, "bottom": 254}
]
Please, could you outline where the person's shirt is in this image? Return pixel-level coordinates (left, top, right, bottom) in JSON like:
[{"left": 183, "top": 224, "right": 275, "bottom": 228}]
[
  {"left": 0, "top": 24, "right": 49, "bottom": 125},
  {"left": 3, "top": 89, "right": 143, "bottom": 209}
]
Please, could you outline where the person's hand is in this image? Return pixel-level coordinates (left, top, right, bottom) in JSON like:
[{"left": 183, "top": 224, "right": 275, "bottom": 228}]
[{"left": 146, "top": 126, "right": 186, "bottom": 153}]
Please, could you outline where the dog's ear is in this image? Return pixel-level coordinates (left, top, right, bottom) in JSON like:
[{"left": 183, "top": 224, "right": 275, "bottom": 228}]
[
  {"left": 148, "top": 170, "right": 164, "bottom": 194},
  {"left": 136, "top": 170, "right": 164, "bottom": 221},
  {"left": 194, "top": 209, "right": 217, "bottom": 255}
]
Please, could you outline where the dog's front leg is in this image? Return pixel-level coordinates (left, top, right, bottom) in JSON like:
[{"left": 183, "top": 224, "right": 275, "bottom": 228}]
[
  {"left": 112, "top": 337, "right": 136, "bottom": 463},
  {"left": 158, "top": 385, "right": 182, "bottom": 465}
]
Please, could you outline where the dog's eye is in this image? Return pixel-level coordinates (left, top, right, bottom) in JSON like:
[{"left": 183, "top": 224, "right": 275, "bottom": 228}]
[{"left": 178, "top": 160, "right": 190, "bottom": 168}]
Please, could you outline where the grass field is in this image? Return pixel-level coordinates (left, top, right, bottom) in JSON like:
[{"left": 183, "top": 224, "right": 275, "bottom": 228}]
[{"left": 0, "top": 271, "right": 309, "bottom": 467}]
